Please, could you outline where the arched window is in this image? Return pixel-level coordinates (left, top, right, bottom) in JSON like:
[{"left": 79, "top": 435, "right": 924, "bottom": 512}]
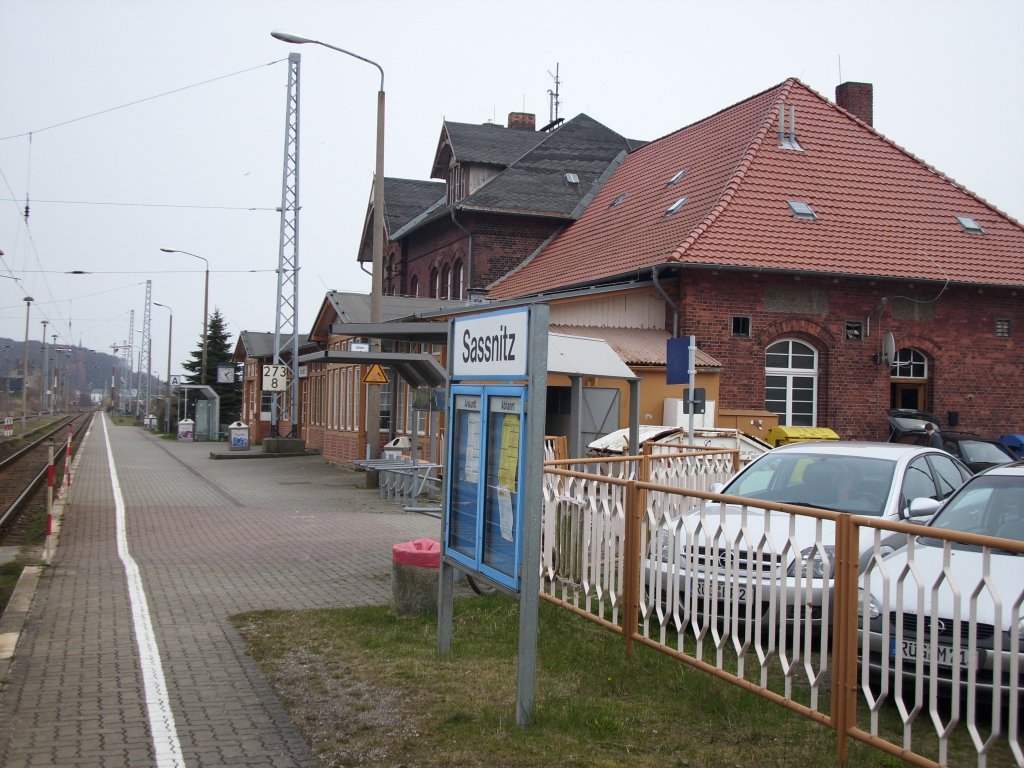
[
  {"left": 428, "top": 267, "right": 438, "bottom": 299},
  {"left": 410, "top": 275, "right": 420, "bottom": 298},
  {"left": 765, "top": 338, "right": 818, "bottom": 427},
  {"left": 452, "top": 258, "right": 464, "bottom": 300},
  {"left": 890, "top": 348, "right": 927, "bottom": 379},
  {"left": 441, "top": 264, "right": 451, "bottom": 300}
]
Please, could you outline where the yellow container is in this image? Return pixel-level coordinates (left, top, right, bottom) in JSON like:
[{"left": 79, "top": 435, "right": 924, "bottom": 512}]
[{"left": 767, "top": 426, "right": 839, "bottom": 447}]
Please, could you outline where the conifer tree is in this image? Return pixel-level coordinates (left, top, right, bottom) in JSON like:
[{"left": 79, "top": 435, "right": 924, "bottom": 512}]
[{"left": 181, "top": 308, "right": 241, "bottom": 422}]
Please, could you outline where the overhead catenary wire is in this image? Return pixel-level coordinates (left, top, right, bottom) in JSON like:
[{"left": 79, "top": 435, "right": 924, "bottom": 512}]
[
  {"left": 0, "top": 59, "right": 288, "bottom": 142},
  {"left": 0, "top": 198, "right": 278, "bottom": 212}
]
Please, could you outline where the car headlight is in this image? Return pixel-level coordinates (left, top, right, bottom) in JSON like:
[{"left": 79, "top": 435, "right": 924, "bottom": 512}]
[
  {"left": 787, "top": 545, "right": 835, "bottom": 579},
  {"left": 858, "top": 588, "right": 881, "bottom": 621}
]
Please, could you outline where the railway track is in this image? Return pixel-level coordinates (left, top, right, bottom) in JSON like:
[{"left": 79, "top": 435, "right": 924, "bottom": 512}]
[{"left": 0, "top": 412, "right": 92, "bottom": 546}]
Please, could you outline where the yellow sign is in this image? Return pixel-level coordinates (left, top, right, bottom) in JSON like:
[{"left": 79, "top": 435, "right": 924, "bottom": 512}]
[{"left": 362, "top": 364, "right": 389, "bottom": 385}]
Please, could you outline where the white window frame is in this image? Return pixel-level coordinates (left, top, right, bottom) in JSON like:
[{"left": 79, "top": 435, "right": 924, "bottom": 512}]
[{"left": 764, "top": 338, "right": 819, "bottom": 427}]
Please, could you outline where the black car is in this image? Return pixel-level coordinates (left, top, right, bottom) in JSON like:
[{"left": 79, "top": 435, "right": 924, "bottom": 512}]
[
  {"left": 890, "top": 425, "right": 1015, "bottom": 475},
  {"left": 887, "top": 408, "right": 942, "bottom": 441}
]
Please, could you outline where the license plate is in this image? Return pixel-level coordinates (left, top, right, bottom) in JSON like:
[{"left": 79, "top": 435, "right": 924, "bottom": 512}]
[
  {"left": 890, "top": 638, "right": 969, "bottom": 668},
  {"left": 695, "top": 581, "right": 746, "bottom": 602}
]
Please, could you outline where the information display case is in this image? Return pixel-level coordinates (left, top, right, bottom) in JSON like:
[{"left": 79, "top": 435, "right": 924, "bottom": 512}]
[{"left": 445, "top": 385, "right": 525, "bottom": 591}]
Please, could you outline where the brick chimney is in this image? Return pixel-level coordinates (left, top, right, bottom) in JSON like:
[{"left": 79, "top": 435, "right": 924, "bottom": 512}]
[
  {"left": 507, "top": 112, "right": 536, "bottom": 131},
  {"left": 835, "top": 82, "right": 873, "bottom": 126}
]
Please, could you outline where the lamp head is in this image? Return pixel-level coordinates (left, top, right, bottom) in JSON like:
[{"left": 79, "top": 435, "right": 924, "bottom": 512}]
[{"left": 271, "top": 31, "right": 314, "bottom": 45}]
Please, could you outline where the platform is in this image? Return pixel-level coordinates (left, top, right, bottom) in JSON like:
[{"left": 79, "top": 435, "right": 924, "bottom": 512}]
[{"left": 0, "top": 412, "right": 442, "bottom": 767}]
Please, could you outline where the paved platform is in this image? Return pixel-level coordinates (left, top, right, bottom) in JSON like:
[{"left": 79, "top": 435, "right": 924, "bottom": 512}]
[{"left": 0, "top": 413, "right": 442, "bottom": 767}]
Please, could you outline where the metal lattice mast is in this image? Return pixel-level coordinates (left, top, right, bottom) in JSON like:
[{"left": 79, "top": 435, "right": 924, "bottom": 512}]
[
  {"left": 272, "top": 51, "right": 301, "bottom": 437},
  {"left": 141, "top": 280, "right": 152, "bottom": 417},
  {"left": 126, "top": 310, "right": 135, "bottom": 415}
]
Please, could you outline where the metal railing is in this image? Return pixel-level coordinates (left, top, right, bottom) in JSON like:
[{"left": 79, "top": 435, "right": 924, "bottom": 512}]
[{"left": 540, "top": 460, "right": 1024, "bottom": 767}]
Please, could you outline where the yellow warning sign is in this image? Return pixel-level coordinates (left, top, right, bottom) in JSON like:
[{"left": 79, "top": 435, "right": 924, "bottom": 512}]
[{"left": 362, "top": 363, "right": 389, "bottom": 384}]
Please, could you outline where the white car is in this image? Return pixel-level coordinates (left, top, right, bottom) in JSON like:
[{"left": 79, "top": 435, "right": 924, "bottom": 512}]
[
  {"left": 646, "top": 441, "right": 973, "bottom": 627},
  {"left": 861, "top": 461, "right": 1024, "bottom": 700}
]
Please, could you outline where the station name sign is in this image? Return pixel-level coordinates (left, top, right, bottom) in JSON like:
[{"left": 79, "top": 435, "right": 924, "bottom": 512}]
[{"left": 452, "top": 307, "right": 529, "bottom": 379}]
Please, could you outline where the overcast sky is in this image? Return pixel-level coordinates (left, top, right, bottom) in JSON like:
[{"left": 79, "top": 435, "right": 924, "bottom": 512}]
[{"left": 1, "top": 0, "right": 1022, "bottom": 379}]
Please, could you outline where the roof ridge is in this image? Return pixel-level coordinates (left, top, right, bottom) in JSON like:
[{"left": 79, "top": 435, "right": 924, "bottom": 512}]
[{"left": 670, "top": 78, "right": 798, "bottom": 260}]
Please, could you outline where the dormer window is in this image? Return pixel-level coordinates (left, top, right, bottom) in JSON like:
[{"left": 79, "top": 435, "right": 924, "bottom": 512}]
[
  {"left": 665, "top": 197, "right": 688, "bottom": 216},
  {"left": 955, "top": 215, "right": 984, "bottom": 234},
  {"left": 666, "top": 169, "right": 688, "bottom": 186},
  {"left": 448, "top": 164, "right": 468, "bottom": 204},
  {"left": 787, "top": 200, "right": 817, "bottom": 221}
]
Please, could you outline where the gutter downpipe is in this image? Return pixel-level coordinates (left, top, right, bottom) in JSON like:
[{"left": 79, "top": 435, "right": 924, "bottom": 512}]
[
  {"left": 450, "top": 208, "right": 473, "bottom": 298},
  {"left": 652, "top": 265, "right": 679, "bottom": 337}
]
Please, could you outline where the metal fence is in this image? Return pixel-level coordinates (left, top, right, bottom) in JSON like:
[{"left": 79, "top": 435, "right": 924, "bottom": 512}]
[{"left": 540, "top": 459, "right": 1024, "bottom": 767}]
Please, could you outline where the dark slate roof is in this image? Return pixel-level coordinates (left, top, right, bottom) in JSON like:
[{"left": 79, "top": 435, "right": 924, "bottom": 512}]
[
  {"left": 234, "top": 331, "right": 310, "bottom": 361},
  {"left": 325, "top": 291, "right": 465, "bottom": 324},
  {"left": 431, "top": 121, "right": 546, "bottom": 176},
  {"left": 383, "top": 178, "right": 445, "bottom": 236},
  {"left": 459, "top": 114, "right": 634, "bottom": 218}
]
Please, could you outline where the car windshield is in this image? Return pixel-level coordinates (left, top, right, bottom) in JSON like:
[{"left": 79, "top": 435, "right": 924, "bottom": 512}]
[
  {"left": 957, "top": 440, "right": 1012, "bottom": 465},
  {"left": 924, "top": 474, "right": 1024, "bottom": 550},
  {"left": 723, "top": 452, "right": 896, "bottom": 516}
]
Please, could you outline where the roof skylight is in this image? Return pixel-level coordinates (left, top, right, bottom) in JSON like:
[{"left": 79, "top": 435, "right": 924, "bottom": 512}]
[
  {"left": 787, "top": 200, "right": 817, "bottom": 221},
  {"left": 955, "top": 215, "right": 984, "bottom": 234},
  {"left": 565, "top": 172, "right": 580, "bottom": 185},
  {"left": 609, "top": 192, "right": 628, "bottom": 209},
  {"left": 666, "top": 169, "right": 688, "bottom": 186},
  {"left": 665, "top": 197, "right": 688, "bottom": 216}
]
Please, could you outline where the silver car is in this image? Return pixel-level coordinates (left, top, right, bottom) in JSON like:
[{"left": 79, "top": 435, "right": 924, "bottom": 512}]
[
  {"left": 861, "top": 461, "right": 1024, "bottom": 700},
  {"left": 646, "top": 441, "right": 973, "bottom": 626}
]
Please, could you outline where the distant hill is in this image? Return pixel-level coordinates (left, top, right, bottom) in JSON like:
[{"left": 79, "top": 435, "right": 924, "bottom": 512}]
[{"left": 0, "top": 336, "right": 162, "bottom": 402}]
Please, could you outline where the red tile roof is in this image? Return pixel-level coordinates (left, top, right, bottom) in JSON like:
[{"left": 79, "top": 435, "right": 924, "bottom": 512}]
[{"left": 489, "top": 79, "right": 1024, "bottom": 300}]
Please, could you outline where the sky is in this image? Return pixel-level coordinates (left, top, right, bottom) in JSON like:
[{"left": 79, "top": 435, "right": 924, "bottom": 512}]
[{"left": 1, "top": 0, "right": 1022, "bottom": 382}]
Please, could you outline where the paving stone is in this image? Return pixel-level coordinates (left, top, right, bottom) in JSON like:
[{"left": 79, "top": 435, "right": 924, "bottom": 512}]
[{"left": 0, "top": 414, "right": 441, "bottom": 767}]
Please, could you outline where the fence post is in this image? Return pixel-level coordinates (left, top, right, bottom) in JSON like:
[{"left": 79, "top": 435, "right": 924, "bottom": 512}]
[
  {"left": 622, "top": 480, "right": 643, "bottom": 658},
  {"left": 830, "top": 512, "right": 859, "bottom": 767}
]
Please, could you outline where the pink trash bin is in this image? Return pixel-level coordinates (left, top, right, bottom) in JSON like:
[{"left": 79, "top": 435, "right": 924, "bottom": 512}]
[{"left": 391, "top": 538, "right": 440, "bottom": 615}]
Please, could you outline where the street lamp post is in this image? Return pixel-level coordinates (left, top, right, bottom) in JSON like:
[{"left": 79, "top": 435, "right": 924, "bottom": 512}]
[
  {"left": 159, "top": 248, "right": 209, "bottom": 384},
  {"left": 41, "top": 320, "right": 49, "bottom": 413},
  {"left": 271, "top": 30, "right": 385, "bottom": 461},
  {"left": 153, "top": 302, "right": 173, "bottom": 435},
  {"left": 21, "top": 296, "right": 33, "bottom": 426}
]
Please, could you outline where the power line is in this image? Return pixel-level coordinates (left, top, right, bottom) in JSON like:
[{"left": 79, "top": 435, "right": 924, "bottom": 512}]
[
  {"left": 0, "top": 59, "right": 288, "bottom": 142},
  {"left": 0, "top": 197, "right": 278, "bottom": 212}
]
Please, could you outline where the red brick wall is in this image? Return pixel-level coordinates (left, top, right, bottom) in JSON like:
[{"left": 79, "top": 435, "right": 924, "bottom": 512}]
[
  {"left": 679, "top": 272, "right": 1023, "bottom": 441},
  {"left": 400, "top": 213, "right": 560, "bottom": 297}
]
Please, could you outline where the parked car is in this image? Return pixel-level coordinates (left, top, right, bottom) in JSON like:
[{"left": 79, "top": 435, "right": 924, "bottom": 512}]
[
  {"left": 891, "top": 428, "right": 1016, "bottom": 474},
  {"left": 645, "top": 441, "right": 973, "bottom": 627},
  {"left": 887, "top": 408, "right": 942, "bottom": 441},
  {"left": 861, "top": 461, "right": 1024, "bottom": 701}
]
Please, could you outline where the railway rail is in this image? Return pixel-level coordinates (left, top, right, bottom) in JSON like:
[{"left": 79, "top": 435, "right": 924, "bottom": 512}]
[{"left": 0, "top": 412, "right": 91, "bottom": 544}]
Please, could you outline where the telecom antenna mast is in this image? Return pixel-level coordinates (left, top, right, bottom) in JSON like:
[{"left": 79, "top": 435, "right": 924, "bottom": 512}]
[
  {"left": 547, "top": 63, "right": 561, "bottom": 125},
  {"left": 141, "top": 280, "right": 152, "bottom": 419},
  {"left": 271, "top": 51, "right": 301, "bottom": 438}
]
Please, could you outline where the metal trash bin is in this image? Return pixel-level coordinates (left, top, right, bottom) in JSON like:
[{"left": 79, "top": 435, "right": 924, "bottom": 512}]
[
  {"left": 391, "top": 538, "right": 440, "bottom": 615},
  {"left": 176, "top": 418, "right": 195, "bottom": 442},
  {"left": 383, "top": 435, "right": 412, "bottom": 459},
  {"left": 766, "top": 426, "right": 839, "bottom": 447},
  {"left": 228, "top": 421, "right": 249, "bottom": 451}
]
